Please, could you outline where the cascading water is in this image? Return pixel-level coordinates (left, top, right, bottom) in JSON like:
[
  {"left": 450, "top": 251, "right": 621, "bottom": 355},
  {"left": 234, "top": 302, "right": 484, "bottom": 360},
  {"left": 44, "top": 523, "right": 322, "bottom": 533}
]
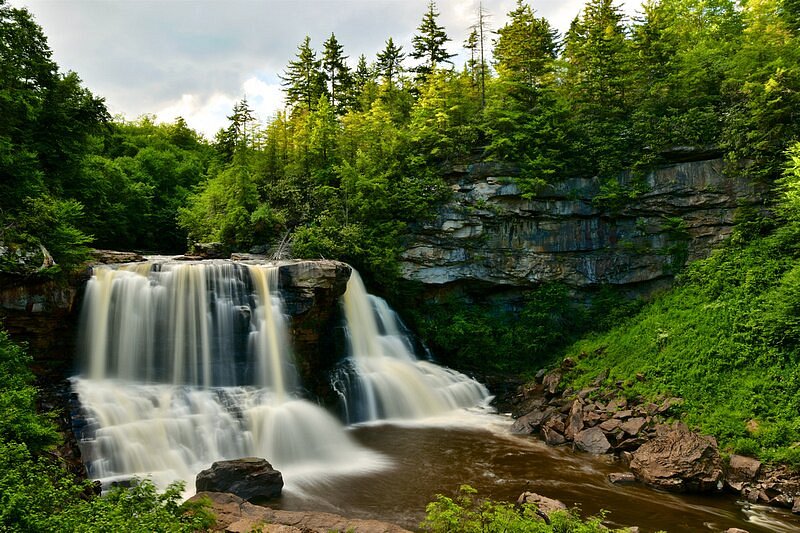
[
  {"left": 335, "top": 271, "right": 490, "bottom": 423},
  {"left": 72, "top": 261, "right": 385, "bottom": 492}
]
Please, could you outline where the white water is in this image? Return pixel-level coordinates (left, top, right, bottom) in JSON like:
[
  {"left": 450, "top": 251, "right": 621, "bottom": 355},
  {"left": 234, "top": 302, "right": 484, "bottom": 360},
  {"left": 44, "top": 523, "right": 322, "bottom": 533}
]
[
  {"left": 74, "top": 262, "right": 386, "bottom": 492},
  {"left": 338, "top": 271, "right": 490, "bottom": 422}
]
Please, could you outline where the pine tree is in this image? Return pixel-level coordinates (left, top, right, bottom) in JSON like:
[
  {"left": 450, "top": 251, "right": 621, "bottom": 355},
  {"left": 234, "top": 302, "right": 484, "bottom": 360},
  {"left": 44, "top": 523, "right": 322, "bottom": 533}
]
[
  {"left": 281, "top": 36, "right": 325, "bottom": 112},
  {"left": 322, "top": 33, "right": 353, "bottom": 114},
  {"left": 410, "top": 1, "right": 454, "bottom": 81},
  {"left": 464, "top": 28, "right": 479, "bottom": 85},
  {"left": 376, "top": 37, "right": 405, "bottom": 87},
  {"left": 494, "top": 1, "right": 558, "bottom": 89}
]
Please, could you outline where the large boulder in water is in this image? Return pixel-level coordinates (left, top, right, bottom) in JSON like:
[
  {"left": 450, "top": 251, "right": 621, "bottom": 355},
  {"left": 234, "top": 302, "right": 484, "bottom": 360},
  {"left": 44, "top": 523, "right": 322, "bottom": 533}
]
[
  {"left": 630, "top": 424, "right": 723, "bottom": 492},
  {"left": 195, "top": 457, "right": 283, "bottom": 502}
]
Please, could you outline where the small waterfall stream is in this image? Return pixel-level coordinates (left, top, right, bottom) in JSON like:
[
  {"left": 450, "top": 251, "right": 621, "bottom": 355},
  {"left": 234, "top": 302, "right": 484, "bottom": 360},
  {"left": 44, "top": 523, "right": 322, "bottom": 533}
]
[
  {"left": 72, "top": 260, "right": 488, "bottom": 492},
  {"left": 337, "top": 271, "right": 489, "bottom": 422}
]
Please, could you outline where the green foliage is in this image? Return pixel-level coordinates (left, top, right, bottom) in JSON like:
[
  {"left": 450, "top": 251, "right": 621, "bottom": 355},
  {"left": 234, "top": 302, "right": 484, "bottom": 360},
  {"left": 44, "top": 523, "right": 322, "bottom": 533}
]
[
  {"left": 409, "top": 283, "right": 642, "bottom": 374},
  {"left": 421, "top": 485, "right": 629, "bottom": 533},
  {"left": 0, "top": 329, "right": 215, "bottom": 531},
  {"left": 561, "top": 147, "right": 800, "bottom": 464}
]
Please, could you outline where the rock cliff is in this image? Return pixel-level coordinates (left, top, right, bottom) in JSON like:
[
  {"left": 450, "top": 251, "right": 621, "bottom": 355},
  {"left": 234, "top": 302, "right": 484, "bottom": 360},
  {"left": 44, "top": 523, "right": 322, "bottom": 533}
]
[{"left": 401, "top": 159, "right": 762, "bottom": 291}]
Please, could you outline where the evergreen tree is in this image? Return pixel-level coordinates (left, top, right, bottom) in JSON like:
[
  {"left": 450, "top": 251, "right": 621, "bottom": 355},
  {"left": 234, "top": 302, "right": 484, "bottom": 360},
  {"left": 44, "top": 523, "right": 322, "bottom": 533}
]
[
  {"left": 376, "top": 37, "right": 406, "bottom": 88},
  {"left": 322, "top": 33, "right": 353, "bottom": 114},
  {"left": 281, "top": 36, "right": 325, "bottom": 112},
  {"left": 493, "top": 1, "right": 558, "bottom": 89},
  {"left": 464, "top": 28, "right": 479, "bottom": 86},
  {"left": 410, "top": 1, "right": 454, "bottom": 81}
]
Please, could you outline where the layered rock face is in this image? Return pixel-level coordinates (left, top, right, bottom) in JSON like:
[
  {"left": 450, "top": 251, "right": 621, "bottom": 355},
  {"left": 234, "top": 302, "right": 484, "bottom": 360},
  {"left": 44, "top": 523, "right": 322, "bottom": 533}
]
[{"left": 401, "top": 159, "right": 761, "bottom": 290}]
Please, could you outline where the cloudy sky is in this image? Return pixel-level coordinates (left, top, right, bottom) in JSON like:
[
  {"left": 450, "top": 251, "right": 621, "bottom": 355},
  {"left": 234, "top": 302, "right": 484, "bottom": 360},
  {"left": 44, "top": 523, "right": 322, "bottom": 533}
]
[{"left": 10, "top": 0, "right": 637, "bottom": 138}]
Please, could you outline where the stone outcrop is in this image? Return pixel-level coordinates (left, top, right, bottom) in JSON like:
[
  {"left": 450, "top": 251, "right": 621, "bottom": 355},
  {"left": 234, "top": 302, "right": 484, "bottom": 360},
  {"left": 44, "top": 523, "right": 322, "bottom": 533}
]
[
  {"left": 190, "top": 491, "right": 411, "bottom": 533},
  {"left": 401, "top": 159, "right": 761, "bottom": 291},
  {"left": 196, "top": 458, "right": 284, "bottom": 502},
  {"left": 629, "top": 425, "right": 723, "bottom": 492},
  {"left": 516, "top": 492, "right": 568, "bottom": 523}
]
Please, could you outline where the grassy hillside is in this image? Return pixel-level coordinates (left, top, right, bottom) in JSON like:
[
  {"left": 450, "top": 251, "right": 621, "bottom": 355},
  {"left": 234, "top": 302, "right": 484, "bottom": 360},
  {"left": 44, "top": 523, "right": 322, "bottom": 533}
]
[{"left": 560, "top": 144, "right": 800, "bottom": 464}]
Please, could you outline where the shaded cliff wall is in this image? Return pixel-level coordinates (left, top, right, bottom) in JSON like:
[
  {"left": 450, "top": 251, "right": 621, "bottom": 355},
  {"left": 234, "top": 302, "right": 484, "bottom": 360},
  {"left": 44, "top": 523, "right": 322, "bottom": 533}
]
[{"left": 400, "top": 158, "right": 763, "bottom": 293}]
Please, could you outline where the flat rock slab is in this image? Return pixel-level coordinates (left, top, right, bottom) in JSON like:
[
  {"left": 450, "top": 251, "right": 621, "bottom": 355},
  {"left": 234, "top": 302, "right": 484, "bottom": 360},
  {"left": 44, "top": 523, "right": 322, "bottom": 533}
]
[
  {"left": 191, "top": 492, "right": 411, "bottom": 533},
  {"left": 196, "top": 458, "right": 283, "bottom": 502}
]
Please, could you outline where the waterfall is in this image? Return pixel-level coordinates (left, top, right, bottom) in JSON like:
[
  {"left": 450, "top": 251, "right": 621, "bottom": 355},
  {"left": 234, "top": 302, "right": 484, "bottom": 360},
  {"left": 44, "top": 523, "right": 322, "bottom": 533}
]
[
  {"left": 337, "top": 271, "right": 490, "bottom": 423},
  {"left": 73, "top": 261, "right": 384, "bottom": 492}
]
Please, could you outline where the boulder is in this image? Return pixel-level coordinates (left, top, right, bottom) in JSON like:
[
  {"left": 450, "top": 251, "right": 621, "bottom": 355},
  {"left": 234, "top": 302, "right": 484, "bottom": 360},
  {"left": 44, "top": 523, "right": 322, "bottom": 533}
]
[
  {"left": 188, "top": 241, "right": 227, "bottom": 259},
  {"left": 90, "top": 249, "right": 145, "bottom": 264},
  {"left": 723, "top": 529, "right": 750, "bottom": 533},
  {"left": 511, "top": 407, "right": 556, "bottom": 435},
  {"left": 516, "top": 492, "right": 568, "bottom": 523},
  {"left": 542, "top": 418, "right": 567, "bottom": 446},
  {"left": 196, "top": 457, "right": 283, "bottom": 502},
  {"left": 574, "top": 427, "right": 612, "bottom": 454},
  {"left": 630, "top": 426, "right": 723, "bottom": 492},
  {"left": 726, "top": 455, "right": 761, "bottom": 492},
  {"left": 599, "top": 419, "right": 622, "bottom": 433}
]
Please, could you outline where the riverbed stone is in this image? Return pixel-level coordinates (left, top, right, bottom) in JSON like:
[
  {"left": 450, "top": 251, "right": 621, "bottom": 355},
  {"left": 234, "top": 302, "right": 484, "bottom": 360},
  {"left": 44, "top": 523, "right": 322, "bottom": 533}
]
[
  {"left": 195, "top": 457, "right": 283, "bottom": 502},
  {"left": 511, "top": 407, "right": 556, "bottom": 434},
  {"left": 574, "top": 427, "right": 612, "bottom": 454},
  {"left": 630, "top": 426, "right": 723, "bottom": 492},
  {"left": 516, "top": 492, "right": 568, "bottom": 523},
  {"left": 542, "top": 418, "right": 567, "bottom": 445},
  {"left": 608, "top": 472, "right": 637, "bottom": 485}
]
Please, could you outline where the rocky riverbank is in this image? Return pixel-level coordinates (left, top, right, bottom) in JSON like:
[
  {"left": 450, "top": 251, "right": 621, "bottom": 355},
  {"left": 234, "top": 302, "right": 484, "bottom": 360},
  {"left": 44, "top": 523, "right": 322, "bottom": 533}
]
[{"left": 505, "top": 357, "right": 800, "bottom": 516}]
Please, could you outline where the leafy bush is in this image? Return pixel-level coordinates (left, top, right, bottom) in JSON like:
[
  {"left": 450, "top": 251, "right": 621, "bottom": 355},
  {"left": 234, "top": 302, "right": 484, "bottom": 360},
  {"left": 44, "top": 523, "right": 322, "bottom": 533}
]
[{"left": 421, "top": 485, "right": 633, "bottom": 533}]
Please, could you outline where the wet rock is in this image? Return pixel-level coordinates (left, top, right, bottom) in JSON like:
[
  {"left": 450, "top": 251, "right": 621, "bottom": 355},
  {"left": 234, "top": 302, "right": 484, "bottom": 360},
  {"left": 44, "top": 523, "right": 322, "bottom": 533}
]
[
  {"left": 793, "top": 499, "right": 800, "bottom": 514},
  {"left": 195, "top": 457, "right": 283, "bottom": 502},
  {"left": 543, "top": 420, "right": 567, "bottom": 446},
  {"left": 608, "top": 472, "right": 637, "bottom": 485},
  {"left": 542, "top": 371, "right": 562, "bottom": 396},
  {"left": 723, "top": 529, "right": 750, "bottom": 533},
  {"left": 511, "top": 407, "right": 556, "bottom": 434},
  {"left": 516, "top": 492, "right": 568, "bottom": 523},
  {"left": 574, "top": 427, "right": 612, "bottom": 454},
  {"left": 192, "top": 491, "right": 411, "bottom": 532},
  {"left": 620, "top": 417, "right": 647, "bottom": 436},
  {"left": 630, "top": 426, "right": 723, "bottom": 492}
]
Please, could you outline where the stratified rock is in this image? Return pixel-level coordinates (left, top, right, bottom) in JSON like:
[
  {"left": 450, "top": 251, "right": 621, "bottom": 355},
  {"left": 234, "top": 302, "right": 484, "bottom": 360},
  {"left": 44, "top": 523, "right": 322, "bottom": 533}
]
[
  {"left": 90, "top": 249, "right": 145, "bottom": 264},
  {"left": 516, "top": 492, "right": 568, "bottom": 523},
  {"left": 726, "top": 455, "right": 761, "bottom": 491},
  {"left": 400, "top": 159, "right": 760, "bottom": 291},
  {"left": 196, "top": 458, "right": 283, "bottom": 502},
  {"left": 574, "top": 427, "right": 612, "bottom": 454},
  {"left": 630, "top": 426, "right": 723, "bottom": 492},
  {"left": 191, "top": 491, "right": 411, "bottom": 532}
]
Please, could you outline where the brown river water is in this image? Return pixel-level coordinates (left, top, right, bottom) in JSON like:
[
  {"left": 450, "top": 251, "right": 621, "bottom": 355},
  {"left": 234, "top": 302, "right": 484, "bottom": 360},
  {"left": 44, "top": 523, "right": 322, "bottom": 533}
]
[{"left": 274, "top": 413, "right": 800, "bottom": 533}]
